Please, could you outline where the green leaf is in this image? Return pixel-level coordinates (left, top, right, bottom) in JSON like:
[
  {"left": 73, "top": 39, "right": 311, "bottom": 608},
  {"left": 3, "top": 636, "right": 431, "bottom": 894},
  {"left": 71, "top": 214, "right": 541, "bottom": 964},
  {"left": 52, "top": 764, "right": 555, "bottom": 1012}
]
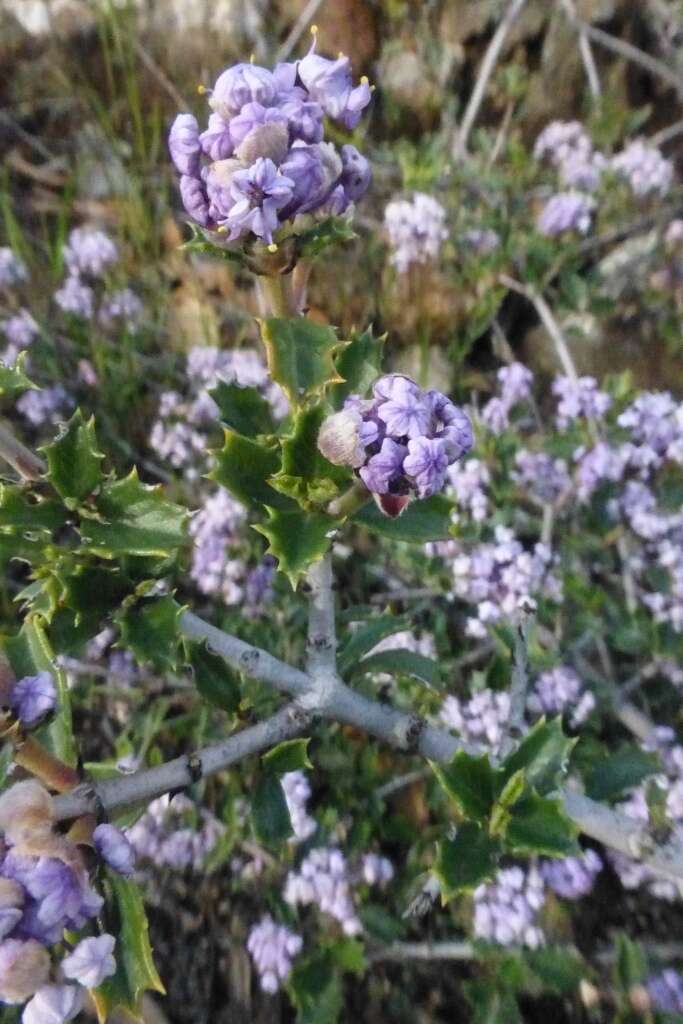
[
  {"left": 209, "top": 381, "right": 275, "bottom": 437},
  {"left": 525, "top": 948, "right": 586, "bottom": 995},
  {"left": 330, "top": 327, "right": 384, "bottom": 408},
  {"left": 210, "top": 430, "right": 290, "bottom": 509},
  {"left": 0, "top": 486, "right": 66, "bottom": 531},
  {"left": 353, "top": 648, "right": 442, "bottom": 689},
  {"left": 614, "top": 934, "right": 647, "bottom": 991},
  {"left": 585, "top": 745, "right": 660, "bottom": 802},
  {"left": 259, "top": 317, "right": 346, "bottom": 408},
  {"left": 295, "top": 216, "right": 356, "bottom": 259},
  {"left": 505, "top": 792, "right": 578, "bottom": 857},
  {"left": 93, "top": 872, "right": 165, "bottom": 1023},
  {"left": 251, "top": 772, "right": 292, "bottom": 846},
  {"left": 464, "top": 981, "right": 522, "bottom": 1024},
  {"left": 187, "top": 640, "right": 241, "bottom": 713},
  {"left": 288, "top": 951, "right": 342, "bottom": 1024},
  {"left": 270, "top": 405, "right": 345, "bottom": 509},
  {"left": 262, "top": 738, "right": 312, "bottom": 774},
  {"left": 0, "top": 355, "right": 34, "bottom": 397},
  {"left": 118, "top": 595, "right": 181, "bottom": 672},
  {"left": 431, "top": 751, "right": 499, "bottom": 823},
  {"left": 3, "top": 616, "right": 76, "bottom": 766},
  {"left": 253, "top": 506, "right": 334, "bottom": 586},
  {"left": 81, "top": 469, "right": 187, "bottom": 558},
  {"left": 327, "top": 938, "right": 366, "bottom": 975},
  {"left": 337, "top": 615, "right": 409, "bottom": 675},
  {"left": 354, "top": 494, "right": 453, "bottom": 543},
  {"left": 54, "top": 563, "right": 131, "bottom": 632},
  {"left": 41, "top": 410, "right": 104, "bottom": 508},
  {"left": 434, "top": 823, "right": 500, "bottom": 900},
  {"left": 502, "top": 718, "right": 576, "bottom": 796}
]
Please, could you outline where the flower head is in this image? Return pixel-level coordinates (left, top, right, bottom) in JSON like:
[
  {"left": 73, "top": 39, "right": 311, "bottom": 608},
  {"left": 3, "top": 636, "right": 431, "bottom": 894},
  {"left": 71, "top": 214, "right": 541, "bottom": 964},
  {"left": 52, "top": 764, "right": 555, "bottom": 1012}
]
[
  {"left": 61, "top": 934, "right": 116, "bottom": 988},
  {"left": 10, "top": 672, "right": 56, "bottom": 727}
]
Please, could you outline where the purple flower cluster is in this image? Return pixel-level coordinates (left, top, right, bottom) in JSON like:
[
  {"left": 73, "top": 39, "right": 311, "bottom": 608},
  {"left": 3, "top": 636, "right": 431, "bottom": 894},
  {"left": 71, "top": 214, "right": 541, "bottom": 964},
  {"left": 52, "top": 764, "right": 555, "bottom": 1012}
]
[
  {"left": 0, "top": 248, "right": 28, "bottom": 289},
  {"left": 481, "top": 363, "right": 533, "bottom": 432},
  {"left": 539, "top": 850, "right": 602, "bottom": 900},
  {"left": 553, "top": 375, "right": 611, "bottom": 429},
  {"left": 281, "top": 771, "right": 317, "bottom": 844},
  {"left": 440, "top": 689, "right": 511, "bottom": 755},
  {"left": 188, "top": 488, "right": 249, "bottom": 605},
  {"left": 52, "top": 226, "right": 142, "bottom": 329},
  {"left": 647, "top": 969, "right": 683, "bottom": 1013},
  {"left": 443, "top": 458, "right": 490, "bottom": 524},
  {"left": 534, "top": 121, "right": 605, "bottom": 192},
  {"left": 461, "top": 227, "right": 500, "bottom": 255},
  {"left": 125, "top": 793, "right": 225, "bottom": 871},
  {"left": 450, "top": 525, "right": 561, "bottom": 639},
  {"left": 383, "top": 193, "right": 448, "bottom": 273},
  {"left": 527, "top": 666, "right": 595, "bottom": 728},
  {"left": 512, "top": 450, "right": 571, "bottom": 505},
  {"left": 0, "top": 781, "right": 125, "bottom": 1020},
  {"left": 612, "top": 139, "right": 674, "bottom": 198},
  {"left": 537, "top": 191, "right": 595, "bottom": 237},
  {"left": 246, "top": 916, "right": 302, "bottom": 994},
  {"left": 16, "top": 386, "right": 73, "bottom": 430},
  {"left": 318, "top": 375, "right": 473, "bottom": 516},
  {"left": 9, "top": 672, "right": 56, "bottom": 728},
  {"left": 2, "top": 310, "right": 39, "bottom": 367},
  {"left": 63, "top": 227, "right": 118, "bottom": 278},
  {"left": 98, "top": 288, "right": 143, "bottom": 329},
  {"left": 168, "top": 41, "right": 371, "bottom": 243},
  {"left": 473, "top": 866, "right": 545, "bottom": 948}
]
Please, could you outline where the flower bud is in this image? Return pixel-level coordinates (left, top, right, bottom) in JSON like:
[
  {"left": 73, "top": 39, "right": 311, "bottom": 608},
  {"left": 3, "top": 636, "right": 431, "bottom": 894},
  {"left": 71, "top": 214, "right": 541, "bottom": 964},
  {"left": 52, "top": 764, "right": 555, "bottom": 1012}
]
[
  {"left": 318, "top": 410, "right": 367, "bottom": 468},
  {"left": 62, "top": 934, "right": 116, "bottom": 988},
  {"left": 22, "top": 984, "right": 83, "bottom": 1024},
  {"left": 235, "top": 122, "right": 289, "bottom": 166},
  {"left": 93, "top": 823, "right": 136, "bottom": 876},
  {"left": 0, "top": 939, "right": 51, "bottom": 1003},
  {"left": 0, "top": 781, "right": 54, "bottom": 848}
]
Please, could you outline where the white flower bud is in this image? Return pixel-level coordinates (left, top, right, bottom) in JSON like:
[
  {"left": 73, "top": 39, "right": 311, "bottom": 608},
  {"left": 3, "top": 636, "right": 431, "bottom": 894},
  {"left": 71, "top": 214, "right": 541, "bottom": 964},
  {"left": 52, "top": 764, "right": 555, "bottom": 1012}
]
[
  {"left": 317, "top": 410, "right": 366, "bottom": 468},
  {"left": 0, "top": 781, "right": 54, "bottom": 848},
  {"left": 236, "top": 123, "right": 289, "bottom": 166}
]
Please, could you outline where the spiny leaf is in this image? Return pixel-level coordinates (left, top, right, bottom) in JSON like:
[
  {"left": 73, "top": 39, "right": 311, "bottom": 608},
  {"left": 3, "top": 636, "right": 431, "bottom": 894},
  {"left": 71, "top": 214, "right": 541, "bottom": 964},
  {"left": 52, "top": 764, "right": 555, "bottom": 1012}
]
[
  {"left": 431, "top": 751, "right": 500, "bottom": 823},
  {"left": 118, "top": 595, "right": 182, "bottom": 673},
  {"left": 210, "top": 381, "right": 275, "bottom": 438},
  {"left": 337, "top": 615, "right": 409, "bottom": 675},
  {"left": 584, "top": 744, "right": 660, "bottom": 802},
  {"left": 295, "top": 215, "right": 356, "bottom": 259},
  {"left": 0, "top": 486, "right": 66, "bottom": 532},
  {"left": 330, "top": 327, "right": 384, "bottom": 408},
  {"left": 80, "top": 469, "right": 187, "bottom": 558},
  {"left": 251, "top": 772, "right": 292, "bottom": 846},
  {"left": 269, "top": 405, "right": 346, "bottom": 509},
  {"left": 262, "top": 738, "right": 312, "bottom": 774},
  {"left": 253, "top": 506, "right": 334, "bottom": 587},
  {"left": 354, "top": 494, "right": 453, "bottom": 543},
  {"left": 502, "top": 717, "right": 576, "bottom": 796},
  {"left": 187, "top": 640, "right": 241, "bottom": 713},
  {"left": 434, "top": 824, "right": 500, "bottom": 901},
  {"left": 353, "top": 648, "right": 442, "bottom": 689},
  {"left": 505, "top": 791, "right": 579, "bottom": 857},
  {"left": 40, "top": 409, "right": 104, "bottom": 509},
  {"left": 0, "top": 354, "right": 34, "bottom": 397},
  {"left": 259, "top": 317, "right": 347, "bottom": 408},
  {"left": 210, "top": 430, "right": 291, "bottom": 509}
]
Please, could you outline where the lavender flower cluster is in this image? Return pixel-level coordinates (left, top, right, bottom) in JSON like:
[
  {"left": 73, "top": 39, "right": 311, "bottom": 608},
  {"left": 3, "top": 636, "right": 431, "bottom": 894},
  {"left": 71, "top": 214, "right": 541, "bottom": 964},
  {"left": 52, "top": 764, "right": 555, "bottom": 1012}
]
[
  {"left": 527, "top": 666, "right": 595, "bottom": 728},
  {"left": 383, "top": 193, "right": 448, "bottom": 274},
  {"left": 1, "top": 310, "right": 39, "bottom": 369},
  {"left": 647, "top": 969, "right": 683, "bottom": 1013},
  {"left": 0, "top": 781, "right": 133, "bottom": 1022},
  {"left": 318, "top": 374, "right": 473, "bottom": 517},
  {"left": 168, "top": 38, "right": 371, "bottom": 244},
  {"left": 512, "top": 450, "right": 571, "bottom": 505},
  {"left": 539, "top": 849, "right": 602, "bottom": 900},
  {"left": 0, "top": 248, "right": 28, "bottom": 289},
  {"left": 16, "top": 386, "right": 73, "bottom": 431},
  {"left": 552, "top": 374, "right": 611, "bottom": 430},
  {"left": 246, "top": 917, "right": 302, "bottom": 994},
  {"left": 481, "top": 363, "right": 533, "bottom": 432},
  {"left": 473, "top": 866, "right": 545, "bottom": 948},
  {"left": 53, "top": 226, "right": 142, "bottom": 329},
  {"left": 281, "top": 771, "right": 317, "bottom": 844},
  {"left": 125, "top": 793, "right": 225, "bottom": 871},
  {"left": 440, "top": 689, "right": 511, "bottom": 755},
  {"left": 8, "top": 672, "right": 56, "bottom": 728}
]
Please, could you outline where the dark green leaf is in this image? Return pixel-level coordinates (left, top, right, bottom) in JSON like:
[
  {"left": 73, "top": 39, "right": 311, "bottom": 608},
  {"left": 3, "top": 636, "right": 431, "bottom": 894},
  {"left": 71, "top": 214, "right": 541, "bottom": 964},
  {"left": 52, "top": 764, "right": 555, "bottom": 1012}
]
[
  {"left": 502, "top": 718, "right": 576, "bottom": 796},
  {"left": 330, "top": 327, "right": 384, "bottom": 408},
  {"left": 270, "top": 405, "right": 346, "bottom": 509},
  {"left": 0, "top": 486, "right": 66, "bottom": 531},
  {"left": 295, "top": 216, "right": 356, "bottom": 259},
  {"left": 464, "top": 981, "right": 522, "bottom": 1024},
  {"left": 187, "top": 640, "right": 241, "bottom": 713},
  {"left": 259, "top": 317, "right": 346, "bottom": 408},
  {"left": 253, "top": 506, "right": 334, "bottom": 587},
  {"left": 614, "top": 934, "right": 647, "bottom": 991},
  {"left": 118, "top": 595, "right": 181, "bottom": 672},
  {"left": 431, "top": 751, "right": 499, "bottom": 823},
  {"left": 262, "top": 738, "right": 312, "bottom": 774},
  {"left": 525, "top": 948, "right": 586, "bottom": 994},
  {"left": 585, "top": 745, "right": 660, "bottom": 802},
  {"left": 81, "top": 469, "right": 187, "bottom": 558},
  {"left": 505, "top": 792, "right": 578, "bottom": 857},
  {"left": 327, "top": 938, "right": 366, "bottom": 975},
  {"left": 337, "top": 615, "right": 408, "bottom": 675},
  {"left": 434, "top": 823, "right": 500, "bottom": 900},
  {"left": 209, "top": 381, "right": 275, "bottom": 437},
  {"left": 251, "top": 772, "right": 292, "bottom": 845},
  {"left": 288, "top": 951, "right": 342, "bottom": 1024},
  {"left": 93, "top": 873, "right": 165, "bottom": 1022},
  {"left": 210, "top": 430, "right": 291, "bottom": 509},
  {"left": 354, "top": 494, "right": 453, "bottom": 543},
  {"left": 41, "top": 410, "right": 104, "bottom": 508},
  {"left": 353, "top": 648, "right": 442, "bottom": 689},
  {"left": 0, "top": 355, "right": 34, "bottom": 397}
]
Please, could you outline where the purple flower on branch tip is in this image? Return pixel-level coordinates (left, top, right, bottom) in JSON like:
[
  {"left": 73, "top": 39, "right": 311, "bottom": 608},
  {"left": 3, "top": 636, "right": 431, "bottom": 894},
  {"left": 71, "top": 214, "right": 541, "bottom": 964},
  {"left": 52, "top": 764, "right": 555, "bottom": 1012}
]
[
  {"left": 93, "top": 824, "right": 136, "bottom": 876},
  {"left": 298, "top": 43, "right": 371, "bottom": 129},
  {"left": 223, "top": 158, "right": 294, "bottom": 243},
  {"left": 168, "top": 114, "right": 201, "bottom": 177},
  {"left": 359, "top": 438, "right": 407, "bottom": 494},
  {"left": 278, "top": 95, "right": 324, "bottom": 144},
  {"left": 403, "top": 436, "right": 449, "bottom": 498},
  {"left": 61, "top": 934, "right": 116, "bottom": 988},
  {"left": 10, "top": 672, "right": 56, "bottom": 727},
  {"left": 22, "top": 984, "right": 82, "bottom": 1024},
  {"left": 375, "top": 376, "right": 432, "bottom": 438}
]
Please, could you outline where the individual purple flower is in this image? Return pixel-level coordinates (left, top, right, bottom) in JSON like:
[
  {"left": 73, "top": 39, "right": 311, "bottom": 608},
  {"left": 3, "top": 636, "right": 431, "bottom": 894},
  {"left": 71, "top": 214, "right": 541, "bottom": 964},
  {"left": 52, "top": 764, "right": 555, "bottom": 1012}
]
[
  {"left": 278, "top": 95, "right": 324, "bottom": 144},
  {"left": 61, "top": 934, "right": 116, "bottom": 988},
  {"left": 403, "top": 437, "right": 449, "bottom": 498},
  {"left": 340, "top": 144, "right": 371, "bottom": 203},
  {"left": 537, "top": 192, "right": 595, "bottom": 236},
  {"left": 22, "top": 984, "right": 82, "bottom": 1024},
  {"left": 209, "top": 63, "right": 277, "bottom": 120},
  {"left": 279, "top": 144, "right": 334, "bottom": 218},
  {"left": 63, "top": 227, "right": 118, "bottom": 278},
  {"left": 0, "top": 248, "right": 28, "bottom": 289},
  {"left": 54, "top": 276, "right": 94, "bottom": 318},
  {"left": 375, "top": 375, "right": 432, "bottom": 438},
  {"left": 247, "top": 916, "right": 302, "bottom": 994},
  {"left": 222, "top": 158, "right": 294, "bottom": 243},
  {"left": 93, "top": 824, "right": 136, "bottom": 876},
  {"left": 199, "top": 112, "right": 234, "bottom": 161},
  {"left": 3, "top": 310, "right": 39, "bottom": 351},
  {"left": 168, "top": 114, "right": 201, "bottom": 176},
  {"left": 228, "top": 103, "right": 288, "bottom": 156},
  {"left": 297, "top": 41, "right": 371, "bottom": 130},
  {"left": 359, "top": 438, "right": 407, "bottom": 494},
  {"left": 24, "top": 858, "right": 102, "bottom": 929},
  {"left": 10, "top": 672, "right": 57, "bottom": 727}
]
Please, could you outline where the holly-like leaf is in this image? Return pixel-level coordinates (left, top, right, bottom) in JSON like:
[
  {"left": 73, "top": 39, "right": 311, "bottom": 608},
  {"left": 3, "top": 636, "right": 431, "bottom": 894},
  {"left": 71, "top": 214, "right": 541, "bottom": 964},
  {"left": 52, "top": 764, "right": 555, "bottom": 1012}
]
[
  {"left": 354, "top": 494, "right": 453, "bottom": 543},
  {"left": 251, "top": 772, "right": 292, "bottom": 845},
  {"left": 505, "top": 791, "right": 579, "bottom": 857},
  {"left": 81, "top": 469, "right": 187, "bottom": 558},
  {"left": 584, "top": 745, "right": 659, "bottom": 802},
  {"left": 434, "top": 823, "right": 500, "bottom": 901},
  {"left": 55, "top": 563, "right": 131, "bottom": 632},
  {"left": 210, "top": 430, "right": 290, "bottom": 509},
  {"left": 210, "top": 381, "right": 275, "bottom": 438},
  {"left": 263, "top": 737, "right": 312, "bottom": 774},
  {"left": 253, "top": 506, "right": 334, "bottom": 587},
  {"left": 431, "top": 751, "right": 500, "bottom": 823},
  {"left": 259, "top": 317, "right": 346, "bottom": 408},
  {"left": 92, "top": 872, "right": 165, "bottom": 1023},
  {"left": 330, "top": 327, "right": 384, "bottom": 408},
  {"left": 3, "top": 616, "right": 76, "bottom": 766},
  {"left": 502, "top": 718, "right": 576, "bottom": 796},
  {"left": 295, "top": 216, "right": 356, "bottom": 259},
  {"left": 337, "top": 615, "right": 409, "bottom": 675},
  {"left": 0, "top": 355, "right": 34, "bottom": 397},
  {"left": 187, "top": 640, "right": 241, "bottom": 713},
  {"left": 270, "top": 406, "right": 346, "bottom": 509},
  {"left": 353, "top": 649, "right": 442, "bottom": 689},
  {"left": 118, "top": 595, "right": 181, "bottom": 673},
  {"left": 0, "top": 486, "right": 66, "bottom": 532},
  {"left": 41, "top": 410, "right": 104, "bottom": 509}
]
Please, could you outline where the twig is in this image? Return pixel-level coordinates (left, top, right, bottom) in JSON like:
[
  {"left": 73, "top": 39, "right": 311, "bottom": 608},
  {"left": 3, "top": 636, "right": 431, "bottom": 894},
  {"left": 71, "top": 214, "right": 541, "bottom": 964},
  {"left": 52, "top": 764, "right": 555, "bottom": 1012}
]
[
  {"left": 452, "top": 0, "right": 529, "bottom": 159},
  {"left": 375, "top": 768, "right": 430, "bottom": 800},
  {"left": 275, "top": 0, "right": 326, "bottom": 63},
  {"left": 369, "top": 940, "right": 476, "bottom": 964},
  {"left": 572, "top": 17, "right": 683, "bottom": 98},
  {"left": 0, "top": 422, "right": 45, "bottom": 481},
  {"left": 133, "top": 41, "right": 189, "bottom": 111},
  {"left": 305, "top": 553, "right": 337, "bottom": 684},
  {"left": 650, "top": 118, "right": 683, "bottom": 149},
  {"left": 499, "top": 275, "right": 579, "bottom": 383},
  {"left": 558, "top": 0, "right": 601, "bottom": 98},
  {"left": 52, "top": 704, "right": 308, "bottom": 821},
  {"left": 371, "top": 587, "right": 440, "bottom": 605}
]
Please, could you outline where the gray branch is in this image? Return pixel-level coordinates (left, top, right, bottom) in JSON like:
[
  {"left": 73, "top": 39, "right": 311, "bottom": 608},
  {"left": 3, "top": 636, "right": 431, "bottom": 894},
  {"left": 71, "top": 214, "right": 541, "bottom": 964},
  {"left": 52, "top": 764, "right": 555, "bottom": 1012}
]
[{"left": 305, "top": 552, "right": 337, "bottom": 681}]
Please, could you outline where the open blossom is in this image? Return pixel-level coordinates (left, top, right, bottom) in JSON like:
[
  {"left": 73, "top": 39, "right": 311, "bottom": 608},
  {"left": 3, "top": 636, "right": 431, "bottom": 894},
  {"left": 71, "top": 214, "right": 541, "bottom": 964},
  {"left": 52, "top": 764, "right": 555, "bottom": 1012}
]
[
  {"left": 63, "top": 227, "right": 118, "bottom": 278},
  {"left": 93, "top": 824, "right": 136, "bottom": 876},
  {"left": 61, "top": 935, "right": 116, "bottom": 988},
  {"left": 247, "top": 917, "right": 302, "bottom": 994},
  {"left": 168, "top": 45, "right": 371, "bottom": 242},
  {"left": 22, "top": 985, "right": 82, "bottom": 1024},
  {"left": 384, "top": 193, "right": 447, "bottom": 273},
  {"left": 537, "top": 191, "right": 595, "bottom": 236},
  {"left": 612, "top": 139, "right": 674, "bottom": 197},
  {"left": 10, "top": 672, "right": 57, "bottom": 727}
]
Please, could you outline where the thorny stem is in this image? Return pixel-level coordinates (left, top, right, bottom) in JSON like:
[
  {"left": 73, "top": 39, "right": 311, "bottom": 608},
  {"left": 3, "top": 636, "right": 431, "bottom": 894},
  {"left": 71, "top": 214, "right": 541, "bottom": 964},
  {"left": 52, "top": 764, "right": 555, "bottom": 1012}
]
[{"left": 0, "top": 421, "right": 45, "bottom": 480}]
